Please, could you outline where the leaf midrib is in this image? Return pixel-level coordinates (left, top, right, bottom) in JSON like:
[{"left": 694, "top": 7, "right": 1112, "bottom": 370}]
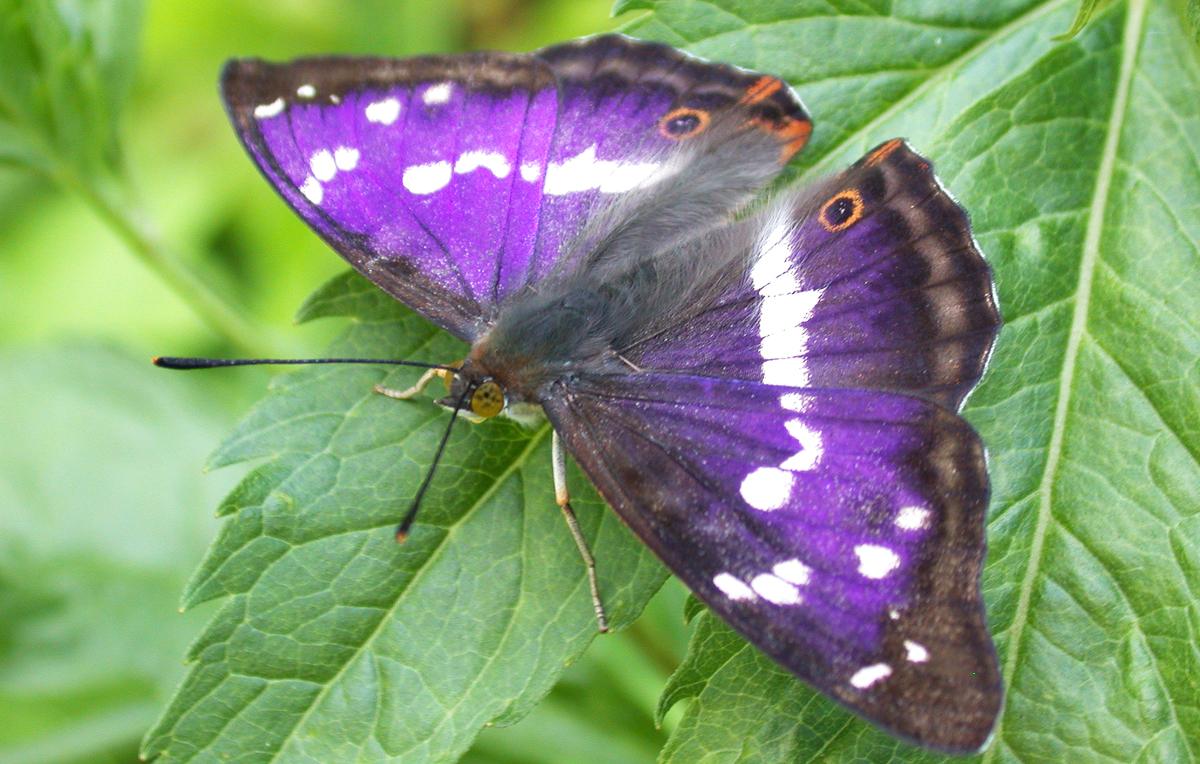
[
  {"left": 982, "top": 0, "right": 1160, "bottom": 759},
  {"left": 262, "top": 425, "right": 552, "bottom": 763}
]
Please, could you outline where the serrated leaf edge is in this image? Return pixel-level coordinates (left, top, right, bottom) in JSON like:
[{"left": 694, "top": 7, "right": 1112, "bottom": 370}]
[{"left": 254, "top": 425, "right": 553, "bottom": 763}]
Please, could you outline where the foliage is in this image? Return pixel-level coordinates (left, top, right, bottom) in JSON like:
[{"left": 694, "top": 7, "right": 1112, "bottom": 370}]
[
  {"left": 141, "top": 276, "right": 670, "bottom": 762},
  {"left": 0, "top": 347, "right": 231, "bottom": 764},
  {"left": 1, "top": 0, "right": 1197, "bottom": 762},
  {"left": 1055, "top": 0, "right": 1105, "bottom": 38},
  {"left": 0, "top": 0, "right": 142, "bottom": 178}
]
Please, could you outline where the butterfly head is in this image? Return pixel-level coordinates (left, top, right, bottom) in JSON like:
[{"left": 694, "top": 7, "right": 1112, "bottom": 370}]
[
  {"left": 435, "top": 361, "right": 507, "bottom": 421},
  {"left": 466, "top": 379, "right": 505, "bottom": 419}
]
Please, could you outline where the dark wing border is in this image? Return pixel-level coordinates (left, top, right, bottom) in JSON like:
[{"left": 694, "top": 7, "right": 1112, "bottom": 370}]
[{"left": 544, "top": 379, "right": 1001, "bottom": 752}]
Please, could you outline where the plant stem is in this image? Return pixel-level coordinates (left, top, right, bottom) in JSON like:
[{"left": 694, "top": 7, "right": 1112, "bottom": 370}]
[{"left": 55, "top": 164, "right": 270, "bottom": 355}]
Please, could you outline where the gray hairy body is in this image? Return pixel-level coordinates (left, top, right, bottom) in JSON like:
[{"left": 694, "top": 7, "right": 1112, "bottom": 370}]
[{"left": 463, "top": 119, "right": 783, "bottom": 406}]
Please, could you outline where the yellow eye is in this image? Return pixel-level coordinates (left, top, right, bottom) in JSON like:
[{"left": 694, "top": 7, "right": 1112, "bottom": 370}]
[{"left": 470, "top": 381, "right": 504, "bottom": 418}]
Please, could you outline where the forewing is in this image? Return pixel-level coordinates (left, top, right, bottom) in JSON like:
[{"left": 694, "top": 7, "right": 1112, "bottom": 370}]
[
  {"left": 530, "top": 35, "right": 810, "bottom": 279},
  {"left": 222, "top": 35, "right": 809, "bottom": 341},
  {"left": 223, "top": 52, "right": 559, "bottom": 338},
  {"left": 544, "top": 373, "right": 1001, "bottom": 752},
  {"left": 625, "top": 140, "right": 1000, "bottom": 409}
]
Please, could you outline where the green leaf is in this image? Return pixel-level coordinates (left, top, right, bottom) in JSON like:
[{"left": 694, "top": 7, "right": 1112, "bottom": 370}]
[
  {"left": 294, "top": 269, "right": 407, "bottom": 324},
  {"left": 1057, "top": 0, "right": 1105, "bottom": 38},
  {"left": 0, "top": 0, "right": 144, "bottom": 179},
  {"left": 464, "top": 579, "right": 690, "bottom": 764},
  {"left": 142, "top": 274, "right": 669, "bottom": 763},
  {"left": 0, "top": 0, "right": 270, "bottom": 354},
  {"left": 612, "top": 0, "right": 655, "bottom": 14},
  {"left": 0, "top": 345, "right": 231, "bottom": 764},
  {"left": 620, "top": 0, "right": 1200, "bottom": 760}
]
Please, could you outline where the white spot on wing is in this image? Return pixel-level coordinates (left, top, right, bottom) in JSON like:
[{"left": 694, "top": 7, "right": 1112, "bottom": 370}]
[
  {"left": 855, "top": 544, "right": 901, "bottom": 579},
  {"left": 750, "top": 217, "right": 793, "bottom": 293},
  {"left": 759, "top": 325, "right": 810, "bottom": 360},
  {"left": 772, "top": 558, "right": 811, "bottom": 586},
  {"left": 739, "top": 466, "right": 793, "bottom": 511},
  {"left": 296, "top": 84, "right": 316, "bottom": 98},
  {"left": 454, "top": 150, "right": 511, "bottom": 179},
  {"left": 713, "top": 573, "right": 756, "bottom": 601},
  {"left": 780, "top": 419, "right": 823, "bottom": 471},
  {"left": 402, "top": 161, "right": 453, "bottom": 195},
  {"left": 422, "top": 82, "right": 453, "bottom": 104},
  {"left": 365, "top": 97, "right": 401, "bottom": 125},
  {"left": 750, "top": 214, "right": 824, "bottom": 387},
  {"left": 334, "top": 146, "right": 359, "bottom": 172},
  {"left": 904, "top": 640, "right": 929, "bottom": 663},
  {"left": 896, "top": 505, "right": 932, "bottom": 531},
  {"left": 850, "top": 663, "right": 892, "bottom": 689},
  {"left": 253, "top": 98, "right": 285, "bottom": 119},
  {"left": 543, "top": 144, "right": 671, "bottom": 195},
  {"left": 309, "top": 150, "right": 336, "bottom": 182},
  {"left": 750, "top": 573, "right": 802, "bottom": 605},
  {"left": 767, "top": 289, "right": 824, "bottom": 321},
  {"left": 520, "top": 161, "right": 541, "bottom": 182},
  {"left": 760, "top": 358, "right": 810, "bottom": 386},
  {"left": 300, "top": 176, "right": 323, "bottom": 205}
]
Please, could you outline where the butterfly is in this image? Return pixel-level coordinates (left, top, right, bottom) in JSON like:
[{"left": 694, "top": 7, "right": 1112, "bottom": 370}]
[{"left": 175, "top": 34, "right": 1003, "bottom": 753}]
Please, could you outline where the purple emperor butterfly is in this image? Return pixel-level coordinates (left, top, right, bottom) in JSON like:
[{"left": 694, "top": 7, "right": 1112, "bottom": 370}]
[{"left": 166, "top": 34, "right": 1002, "bottom": 752}]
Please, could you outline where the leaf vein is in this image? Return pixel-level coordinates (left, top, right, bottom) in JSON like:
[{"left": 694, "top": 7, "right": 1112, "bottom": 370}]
[
  {"left": 983, "top": 0, "right": 1151, "bottom": 758},
  {"left": 1054, "top": 521, "right": 1192, "bottom": 753},
  {"left": 1089, "top": 334, "right": 1200, "bottom": 473},
  {"left": 804, "top": 0, "right": 1070, "bottom": 176},
  {"left": 263, "top": 427, "right": 551, "bottom": 762}
]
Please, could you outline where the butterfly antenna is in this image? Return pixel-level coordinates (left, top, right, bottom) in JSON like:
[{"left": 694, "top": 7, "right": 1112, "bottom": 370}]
[
  {"left": 394, "top": 384, "right": 473, "bottom": 543},
  {"left": 153, "top": 356, "right": 456, "bottom": 372}
]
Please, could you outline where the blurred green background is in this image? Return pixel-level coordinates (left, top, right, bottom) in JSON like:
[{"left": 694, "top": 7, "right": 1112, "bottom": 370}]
[{"left": 0, "top": 1, "right": 692, "bottom": 762}]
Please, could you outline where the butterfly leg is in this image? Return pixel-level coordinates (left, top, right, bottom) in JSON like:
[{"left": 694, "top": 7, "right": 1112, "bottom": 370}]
[
  {"left": 373, "top": 368, "right": 450, "bottom": 400},
  {"left": 553, "top": 430, "right": 610, "bottom": 633}
]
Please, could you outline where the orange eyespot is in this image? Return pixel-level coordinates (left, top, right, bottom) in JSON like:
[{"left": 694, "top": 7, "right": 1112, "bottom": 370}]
[
  {"left": 470, "top": 380, "right": 505, "bottom": 418},
  {"left": 818, "top": 189, "right": 864, "bottom": 233},
  {"left": 658, "top": 107, "right": 710, "bottom": 140}
]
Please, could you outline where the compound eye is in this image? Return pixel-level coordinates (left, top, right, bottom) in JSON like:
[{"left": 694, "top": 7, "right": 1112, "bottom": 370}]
[{"left": 470, "top": 380, "right": 505, "bottom": 418}]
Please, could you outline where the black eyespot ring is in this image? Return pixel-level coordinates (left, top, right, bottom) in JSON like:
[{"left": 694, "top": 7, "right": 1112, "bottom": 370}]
[
  {"left": 658, "top": 107, "right": 709, "bottom": 140},
  {"left": 818, "top": 189, "right": 864, "bottom": 233}
]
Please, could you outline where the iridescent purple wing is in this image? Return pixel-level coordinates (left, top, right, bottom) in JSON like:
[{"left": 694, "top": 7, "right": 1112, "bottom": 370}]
[
  {"left": 222, "top": 51, "right": 552, "bottom": 336},
  {"left": 528, "top": 36, "right": 810, "bottom": 282},
  {"left": 543, "top": 142, "right": 1002, "bottom": 751},
  {"left": 221, "top": 35, "right": 809, "bottom": 340},
  {"left": 545, "top": 375, "right": 999, "bottom": 752},
  {"left": 623, "top": 140, "right": 998, "bottom": 409}
]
